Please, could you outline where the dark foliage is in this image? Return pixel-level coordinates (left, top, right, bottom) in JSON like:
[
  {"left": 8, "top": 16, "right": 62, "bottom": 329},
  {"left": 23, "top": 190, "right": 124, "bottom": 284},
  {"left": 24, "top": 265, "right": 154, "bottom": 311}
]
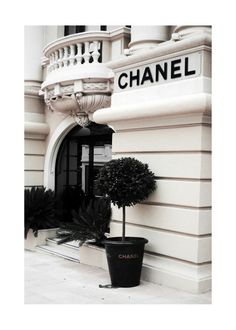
[
  {"left": 24, "top": 187, "right": 58, "bottom": 239},
  {"left": 56, "top": 197, "right": 112, "bottom": 246},
  {"left": 96, "top": 157, "right": 157, "bottom": 208},
  {"left": 55, "top": 186, "right": 87, "bottom": 222}
]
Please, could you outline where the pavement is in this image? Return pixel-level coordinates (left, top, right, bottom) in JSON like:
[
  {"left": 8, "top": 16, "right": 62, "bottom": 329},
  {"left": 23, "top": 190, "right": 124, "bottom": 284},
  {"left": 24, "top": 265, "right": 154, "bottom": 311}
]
[{"left": 24, "top": 250, "right": 211, "bottom": 304}]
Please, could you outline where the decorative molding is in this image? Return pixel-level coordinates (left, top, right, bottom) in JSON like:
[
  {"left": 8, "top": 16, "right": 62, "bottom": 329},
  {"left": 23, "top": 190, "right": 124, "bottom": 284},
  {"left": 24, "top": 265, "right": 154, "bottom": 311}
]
[
  {"left": 46, "top": 90, "right": 55, "bottom": 98},
  {"left": 44, "top": 81, "right": 113, "bottom": 97},
  {"left": 60, "top": 85, "right": 74, "bottom": 94},
  {"left": 44, "top": 86, "right": 111, "bottom": 126},
  {"left": 24, "top": 81, "right": 42, "bottom": 97},
  {"left": 73, "top": 113, "right": 91, "bottom": 127},
  {"left": 46, "top": 93, "right": 79, "bottom": 113},
  {"left": 83, "top": 82, "right": 108, "bottom": 91},
  {"left": 76, "top": 93, "right": 111, "bottom": 114},
  {"left": 45, "top": 92, "right": 111, "bottom": 113}
]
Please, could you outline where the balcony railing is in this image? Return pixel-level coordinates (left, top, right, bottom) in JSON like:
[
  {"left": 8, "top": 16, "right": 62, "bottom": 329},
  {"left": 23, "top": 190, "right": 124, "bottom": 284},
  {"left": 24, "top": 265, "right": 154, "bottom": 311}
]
[
  {"left": 40, "top": 28, "right": 130, "bottom": 127},
  {"left": 47, "top": 40, "right": 101, "bottom": 73},
  {"left": 42, "top": 28, "right": 130, "bottom": 85}
]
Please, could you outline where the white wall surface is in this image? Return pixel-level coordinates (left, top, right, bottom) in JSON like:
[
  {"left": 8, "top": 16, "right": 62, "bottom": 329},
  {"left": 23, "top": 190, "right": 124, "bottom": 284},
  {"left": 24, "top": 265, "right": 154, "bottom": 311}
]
[{"left": 24, "top": 26, "right": 45, "bottom": 81}]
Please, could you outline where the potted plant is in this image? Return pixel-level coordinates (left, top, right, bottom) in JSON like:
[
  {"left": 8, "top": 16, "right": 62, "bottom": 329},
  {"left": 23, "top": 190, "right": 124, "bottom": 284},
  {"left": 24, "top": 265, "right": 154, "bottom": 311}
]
[
  {"left": 56, "top": 197, "right": 112, "bottom": 247},
  {"left": 96, "top": 157, "right": 157, "bottom": 287},
  {"left": 24, "top": 187, "right": 59, "bottom": 250}
]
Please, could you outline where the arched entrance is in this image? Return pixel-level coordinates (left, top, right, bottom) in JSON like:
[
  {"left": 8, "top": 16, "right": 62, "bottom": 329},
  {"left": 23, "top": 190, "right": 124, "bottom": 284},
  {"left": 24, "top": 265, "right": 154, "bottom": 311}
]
[{"left": 55, "top": 122, "right": 113, "bottom": 221}]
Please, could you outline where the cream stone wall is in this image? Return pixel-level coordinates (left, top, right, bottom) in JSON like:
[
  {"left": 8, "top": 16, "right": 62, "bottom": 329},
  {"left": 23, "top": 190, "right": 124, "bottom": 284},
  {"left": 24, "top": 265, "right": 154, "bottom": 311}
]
[
  {"left": 24, "top": 26, "right": 49, "bottom": 188},
  {"left": 24, "top": 138, "right": 46, "bottom": 187},
  {"left": 93, "top": 27, "right": 212, "bottom": 293},
  {"left": 109, "top": 118, "right": 211, "bottom": 292}
]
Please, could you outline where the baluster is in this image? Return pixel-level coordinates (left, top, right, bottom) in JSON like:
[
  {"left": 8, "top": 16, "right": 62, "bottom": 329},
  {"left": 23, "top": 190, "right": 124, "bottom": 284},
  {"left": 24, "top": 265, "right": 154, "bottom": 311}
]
[
  {"left": 53, "top": 53, "right": 57, "bottom": 71},
  {"left": 51, "top": 53, "right": 55, "bottom": 71},
  {"left": 63, "top": 46, "right": 69, "bottom": 67},
  {"left": 50, "top": 52, "right": 54, "bottom": 71},
  {"left": 69, "top": 44, "right": 75, "bottom": 65},
  {"left": 83, "top": 41, "right": 90, "bottom": 64},
  {"left": 48, "top": 54, "right": 53, "bottom": 72},
  {"left": 51, "top": 52, "right": 55, "bottom": 71},
  {"left": 58, "top": 48, "right": 63, "bottom": 68},
  {"left": 54, "top": 50, "right": 59, "bottom": 70},
  {"left": 75, "top": 43, "right": 82, "bottom": 64},
  {"left": 91, "top": 41, "right": 100, "bottom": 63}
]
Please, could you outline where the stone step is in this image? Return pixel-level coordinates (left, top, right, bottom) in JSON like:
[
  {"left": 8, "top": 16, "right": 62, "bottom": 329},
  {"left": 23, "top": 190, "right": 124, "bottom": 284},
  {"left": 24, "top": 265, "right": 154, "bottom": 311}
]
[
  {"left": 37, "top": 237, "right": 108, "bottom": 271},
  {"left": 36, "top": 237, "right": 81, "bottom": 263}
]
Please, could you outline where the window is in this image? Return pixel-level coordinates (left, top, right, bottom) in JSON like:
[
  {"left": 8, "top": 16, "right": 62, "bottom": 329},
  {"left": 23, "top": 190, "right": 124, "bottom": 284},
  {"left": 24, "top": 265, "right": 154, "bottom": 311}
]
[
  {"left": 100, "top": 25, "right": 107, "bottom": 31},
  {"left": 64, "top": 25, "right": 85, "bottom": 36}
]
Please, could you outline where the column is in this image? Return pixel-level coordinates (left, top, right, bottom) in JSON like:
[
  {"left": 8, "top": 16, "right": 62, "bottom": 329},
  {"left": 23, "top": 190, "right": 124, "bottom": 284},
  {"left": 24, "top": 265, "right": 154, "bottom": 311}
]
[
  {"left": 172, "top": 25, "right": 211, "bottom": 39},
  {"left": 129, "top": 25, "right": 170, "bottom": 53},
  {"left": 24, "top": 26, "right": 49, "bottom": 188}
]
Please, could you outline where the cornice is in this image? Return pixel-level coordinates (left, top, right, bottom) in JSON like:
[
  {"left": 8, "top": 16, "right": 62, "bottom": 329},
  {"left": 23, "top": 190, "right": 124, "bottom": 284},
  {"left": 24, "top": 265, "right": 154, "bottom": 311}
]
[
  {"left": 106, "top": 32, "right": 211, "bottom": 71},
  {"left": 93, "top": 93, "right": 211, "bottom": 125}
]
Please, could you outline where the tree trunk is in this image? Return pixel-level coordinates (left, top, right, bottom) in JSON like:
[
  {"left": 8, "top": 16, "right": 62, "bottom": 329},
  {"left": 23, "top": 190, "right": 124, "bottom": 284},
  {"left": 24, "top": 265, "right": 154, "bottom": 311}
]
[{"left": 122, "top": 206, "right": 126, "bottom": 241}]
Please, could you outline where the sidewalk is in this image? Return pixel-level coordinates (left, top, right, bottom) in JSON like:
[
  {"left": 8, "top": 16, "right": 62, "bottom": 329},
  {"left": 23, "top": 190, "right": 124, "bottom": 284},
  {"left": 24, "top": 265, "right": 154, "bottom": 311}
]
[{"left": 24, "top": 250, "right": 211, "bottom": 304}]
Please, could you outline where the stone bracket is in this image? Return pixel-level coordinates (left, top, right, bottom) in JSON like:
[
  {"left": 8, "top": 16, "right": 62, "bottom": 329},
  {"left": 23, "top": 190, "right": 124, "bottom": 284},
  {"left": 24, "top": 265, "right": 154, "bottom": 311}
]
[{"left": 42, "top": 80, "right": 112, "bottom": 127}]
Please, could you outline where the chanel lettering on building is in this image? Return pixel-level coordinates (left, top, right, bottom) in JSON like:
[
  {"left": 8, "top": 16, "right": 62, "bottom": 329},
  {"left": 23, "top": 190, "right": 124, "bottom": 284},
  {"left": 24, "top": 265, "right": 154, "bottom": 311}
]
[{"left": 116, "top": 52, "right": 201, "bottom": 91}]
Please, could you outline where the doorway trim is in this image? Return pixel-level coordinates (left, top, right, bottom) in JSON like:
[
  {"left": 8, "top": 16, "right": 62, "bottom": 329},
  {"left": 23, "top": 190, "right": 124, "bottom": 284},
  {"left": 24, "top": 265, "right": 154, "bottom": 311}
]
[{"left": 44, "top": 116, "right": 77, "bottom": 190}]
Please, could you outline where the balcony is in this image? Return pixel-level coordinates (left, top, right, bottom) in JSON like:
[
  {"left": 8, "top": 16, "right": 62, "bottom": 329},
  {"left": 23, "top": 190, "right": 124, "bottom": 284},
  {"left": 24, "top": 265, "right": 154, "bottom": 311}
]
[{"left": 40, "top": 28, "right": 130, "bottom": 126}]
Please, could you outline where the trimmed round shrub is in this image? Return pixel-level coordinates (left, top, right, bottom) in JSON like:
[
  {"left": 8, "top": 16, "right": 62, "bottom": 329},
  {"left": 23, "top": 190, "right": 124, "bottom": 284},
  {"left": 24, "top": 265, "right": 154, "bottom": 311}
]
[{"left": 96, "top": 157, "right": 157, "bottom": 208}]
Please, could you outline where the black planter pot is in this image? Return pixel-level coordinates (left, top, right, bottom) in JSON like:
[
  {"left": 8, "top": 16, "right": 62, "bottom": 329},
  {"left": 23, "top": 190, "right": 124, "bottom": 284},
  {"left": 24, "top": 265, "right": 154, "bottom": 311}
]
[{"left": 103, "top": 237, "right": 148, "bottom": 288}]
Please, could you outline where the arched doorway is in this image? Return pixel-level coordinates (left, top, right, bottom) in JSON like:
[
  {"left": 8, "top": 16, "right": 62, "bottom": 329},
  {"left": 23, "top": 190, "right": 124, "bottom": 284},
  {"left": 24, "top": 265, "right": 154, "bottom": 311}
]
[{"left": 55, "top": 122, "right": 113, "bottom": 221}]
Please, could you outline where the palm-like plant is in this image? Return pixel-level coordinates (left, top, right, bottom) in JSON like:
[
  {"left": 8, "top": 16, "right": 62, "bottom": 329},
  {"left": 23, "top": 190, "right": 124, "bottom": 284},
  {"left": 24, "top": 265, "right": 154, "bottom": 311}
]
[
  {"left": 55, "top": 186, "right": 87, "bottom": 222},
  {"left": 56, "top": 197, "right": 111, "bottom": 246},
  {"left": 24, "top": 187, "right": 58, "bottom": 239}
]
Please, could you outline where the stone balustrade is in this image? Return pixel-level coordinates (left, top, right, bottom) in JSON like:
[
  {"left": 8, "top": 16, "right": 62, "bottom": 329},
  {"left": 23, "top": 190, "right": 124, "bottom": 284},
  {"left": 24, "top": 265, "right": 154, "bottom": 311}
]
[
  {"left": 40, "top": 29, "right": 130, "bottom": 126},
  {"left": 42, "top": 28, "right": 130, "bottom": 77},
  {"left": 47, "top": 40, "right": 102, "bottom": 74},
  {"left": 41, "top": 31, "right": 115, "bottom": 88}
]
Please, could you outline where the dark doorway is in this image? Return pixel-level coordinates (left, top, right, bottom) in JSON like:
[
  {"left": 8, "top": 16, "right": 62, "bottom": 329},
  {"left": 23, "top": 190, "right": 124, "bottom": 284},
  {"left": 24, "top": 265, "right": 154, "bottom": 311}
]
[{"left": 55, "top": 122, "right": 113, "bottom": 221}]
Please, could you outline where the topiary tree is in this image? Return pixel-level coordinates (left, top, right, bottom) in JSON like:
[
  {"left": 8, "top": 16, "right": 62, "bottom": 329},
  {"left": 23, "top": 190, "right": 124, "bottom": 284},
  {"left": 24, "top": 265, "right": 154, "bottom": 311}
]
[{"left": 96, "top": 157, "right": 157, "bottom": 241}]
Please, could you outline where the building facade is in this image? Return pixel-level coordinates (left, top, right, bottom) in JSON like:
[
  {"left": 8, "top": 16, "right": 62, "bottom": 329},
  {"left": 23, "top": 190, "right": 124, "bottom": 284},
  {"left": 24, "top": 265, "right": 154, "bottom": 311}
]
[{"left": 24, "top": 25, "right": 212, "bottom": 293}]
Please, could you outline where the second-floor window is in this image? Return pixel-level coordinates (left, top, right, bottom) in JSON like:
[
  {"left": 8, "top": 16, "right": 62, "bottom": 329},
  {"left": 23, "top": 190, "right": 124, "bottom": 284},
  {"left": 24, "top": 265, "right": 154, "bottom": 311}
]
[
  {"left": 64, "top": 26, "right": 86, "bottom": 36},
  {"left": 64, "top": 26, "right": 108, "bottom": 36}
]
